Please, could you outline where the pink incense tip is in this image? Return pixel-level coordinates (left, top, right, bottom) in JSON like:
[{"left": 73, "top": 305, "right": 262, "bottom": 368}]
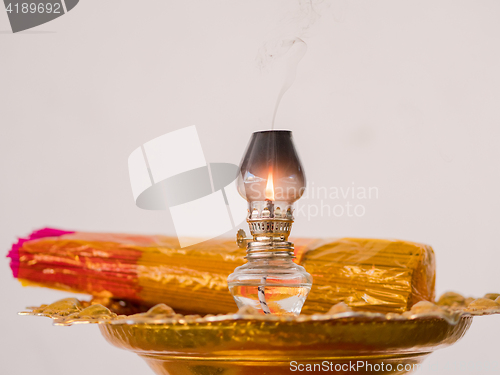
[{"left": 6, "top": 227, "right": 75, "bottom": 279}]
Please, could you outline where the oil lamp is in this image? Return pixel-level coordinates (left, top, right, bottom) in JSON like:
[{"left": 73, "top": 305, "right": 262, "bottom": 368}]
[{"left": 227, "top": 130, "right": 312, "bottom": 316}]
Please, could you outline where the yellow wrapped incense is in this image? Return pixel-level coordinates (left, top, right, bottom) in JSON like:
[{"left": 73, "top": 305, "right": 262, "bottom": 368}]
[
  {"left": 9, "top": 229, "right": 435, "bottom": 314},
  {"left": 300, "top": 238, "right": 435, "bottom": 314}
]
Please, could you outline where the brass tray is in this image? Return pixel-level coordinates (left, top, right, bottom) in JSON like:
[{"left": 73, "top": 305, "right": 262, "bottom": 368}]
[
  {"left": 101, "top": 314, "right": 472, "bottom": 375},
  {"left": 21, "top": 294, "right": 500, "bottom": 375}
]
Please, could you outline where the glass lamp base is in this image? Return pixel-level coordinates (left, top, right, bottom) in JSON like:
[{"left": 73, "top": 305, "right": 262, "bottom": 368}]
[{"left": 228, "top": 257, "right": 312, "bottom": 316}]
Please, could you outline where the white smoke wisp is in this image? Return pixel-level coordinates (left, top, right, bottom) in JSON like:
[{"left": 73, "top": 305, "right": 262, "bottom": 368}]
[
  {"left": 256, "top": 0, "right": 332, "bottom": 128},
  {"left": 257, "top": 38, "right": 308, "bottom": 128}
]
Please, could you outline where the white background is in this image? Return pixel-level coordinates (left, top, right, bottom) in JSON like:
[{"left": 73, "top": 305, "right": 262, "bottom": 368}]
[{"left": 0, "top": 1, "right": 499, "bottom": 374}]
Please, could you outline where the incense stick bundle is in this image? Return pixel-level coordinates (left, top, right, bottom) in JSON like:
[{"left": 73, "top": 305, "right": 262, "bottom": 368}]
[{"left": 8, "top": 229, "right": 435, "bottom": 314}]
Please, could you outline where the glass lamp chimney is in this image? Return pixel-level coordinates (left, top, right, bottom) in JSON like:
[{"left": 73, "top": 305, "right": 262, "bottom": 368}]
[{"left": 228, "top": 130, "right": 312, "bottom": 316}]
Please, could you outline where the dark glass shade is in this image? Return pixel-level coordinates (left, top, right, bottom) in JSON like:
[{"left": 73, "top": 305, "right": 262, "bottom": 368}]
[{"left": 237, "top": 130, "right": 306, "bottom": 203}]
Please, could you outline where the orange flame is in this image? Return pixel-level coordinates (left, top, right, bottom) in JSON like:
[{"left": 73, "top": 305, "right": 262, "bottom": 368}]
[{"left": 265, "top": 170, "right": 275, "bottom": 201}]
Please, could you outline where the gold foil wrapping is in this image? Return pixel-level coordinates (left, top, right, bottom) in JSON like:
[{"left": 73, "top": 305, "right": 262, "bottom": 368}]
[
  {"left": 301, "top": 238, "right": 436, "bottom": 314},
  {"left": 14, "top": 232, "right": 435, "bottom": 315}
]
